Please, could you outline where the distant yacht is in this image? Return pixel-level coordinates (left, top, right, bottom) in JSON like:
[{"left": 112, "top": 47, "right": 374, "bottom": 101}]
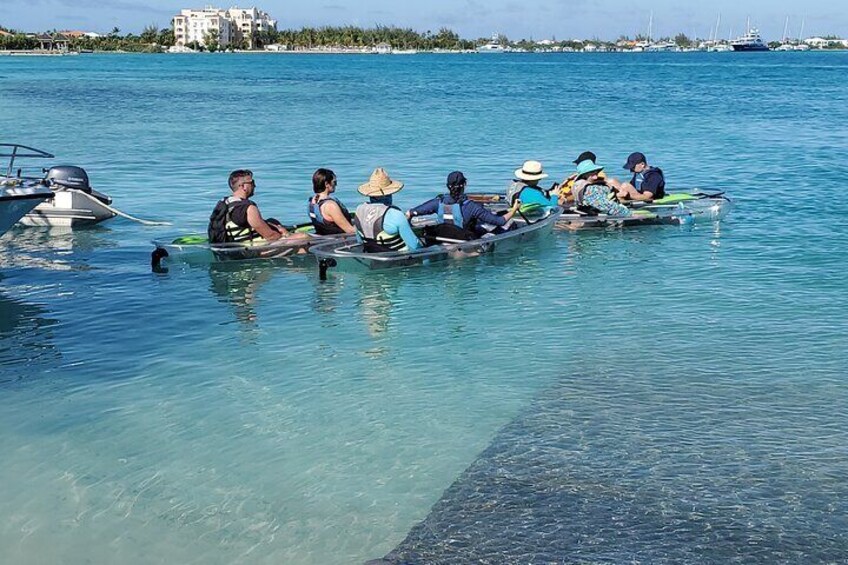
[
  {"left": 647, "top": 41, "right": 678, "bottom": 52},
  {"left": 477, "top": 34, "right": 506, "bottom": 53},
  {"left": 731, "top": 28, "right": 770, "bottom": 51}
]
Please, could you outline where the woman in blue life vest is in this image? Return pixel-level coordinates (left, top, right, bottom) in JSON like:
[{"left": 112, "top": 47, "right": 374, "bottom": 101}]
[
  {"left": 607, "top": 151, "right": 666, "bottom": 201},
  {"left": 507, "top": 160, "right": 559, "bottom": 209},
  {"left": 354, "top": 168, "right": 422, "bottom": 253},
  {"left": 307, "top": 168, "right": 356, "bottom": 235},
  {"left": 407, "top": 171, "right": 522, "bottom": 241}
]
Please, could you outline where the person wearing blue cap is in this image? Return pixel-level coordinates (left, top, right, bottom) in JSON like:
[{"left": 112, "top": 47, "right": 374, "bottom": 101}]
[
  {"left": 608, "top": 152, "right": 665, "bottom": 201},
  {"left": 571, "top": 160, "right": 632, "bottom": 217},
  {"left": 408, "top": 171, "right": 522, "bottom": 241}
]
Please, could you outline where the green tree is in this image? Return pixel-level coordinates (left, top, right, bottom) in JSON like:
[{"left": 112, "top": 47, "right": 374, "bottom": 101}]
[
  {"left": 157, "top": 29, "right": 175, "bottom": 47},
  {"left": 674, "top": 33, "right": 692, "bottom": 47},
  {"left": 204, "top": 30, "right": 219, "bottom": 52},
  {"left": 140, "top": 24, "right": 159, "bottom": 43}
]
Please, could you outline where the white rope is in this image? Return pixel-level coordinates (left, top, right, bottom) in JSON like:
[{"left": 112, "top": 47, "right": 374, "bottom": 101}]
[{"left": 78, "top": 190, "right": 171, "bottom": 226}]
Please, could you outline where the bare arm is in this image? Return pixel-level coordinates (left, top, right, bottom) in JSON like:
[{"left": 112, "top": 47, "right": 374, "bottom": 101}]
[
  {"left": 246, "top": 205, "right": 287, "bottom": 240},
  {"left": 322, "top": 201, "right": 356, "bottom": 234}
]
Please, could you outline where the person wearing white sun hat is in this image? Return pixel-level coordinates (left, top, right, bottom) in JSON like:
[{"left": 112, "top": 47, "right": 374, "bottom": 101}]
[
  {"left": 354, "top": 167, "right": 421, "bottom": 253},
  {"left": 506, "top": 160, "right": 559, "bottom": 210}
]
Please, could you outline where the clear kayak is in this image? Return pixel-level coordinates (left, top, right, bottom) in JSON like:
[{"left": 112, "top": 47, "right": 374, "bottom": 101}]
[
  {"left": 555, "top": 206, "right": 694, "bottom": 230},
  {"left": 468, "top": 191, "right": 732, "bottom": 228},
  {"left": 151, "top": 224, "right": 351, "bottom": 271},
  {"left": 310, "top": 207, "right": 562, "bottom": 276}
]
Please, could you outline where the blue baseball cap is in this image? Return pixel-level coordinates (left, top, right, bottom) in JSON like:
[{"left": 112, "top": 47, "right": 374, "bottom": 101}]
[
  {"left": 623, "top": 152, "right": 646, "bottom": 171},
  {"left": 447, "top": 171, "right": 467, "bottom": 187}
]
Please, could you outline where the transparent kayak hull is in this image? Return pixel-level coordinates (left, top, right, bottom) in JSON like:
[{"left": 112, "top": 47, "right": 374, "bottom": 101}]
[
  {"left": 151, "top": 229, "right": 351, "bottom": 269},
  {"left": 310, "top": 207, "right": 562, "bottom": 273},
  {"left": 468, "top": 191, "right": 732, "bottom": 228}
]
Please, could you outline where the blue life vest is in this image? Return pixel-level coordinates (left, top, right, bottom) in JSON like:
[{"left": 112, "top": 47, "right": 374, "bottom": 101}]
[
  {"left": 631, "top": 167, "right": 665, "bottom": 199},
  {"left": 436, "top": 197, "right": 466, "bottom": 229},
  {"left": 308, "top": 196, "right": 352, "bottom": 235}
]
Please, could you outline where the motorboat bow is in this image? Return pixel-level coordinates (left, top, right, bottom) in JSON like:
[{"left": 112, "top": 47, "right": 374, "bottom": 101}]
[{"left": 0, "top": 178, "right": 53, "bottom": 238}]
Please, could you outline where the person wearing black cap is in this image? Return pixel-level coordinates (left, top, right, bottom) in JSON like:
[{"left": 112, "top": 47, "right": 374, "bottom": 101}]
[
  {"left": 558, "top": 151, "right": 608, "bottom": 206},
  {"left": 407, "top": 171, "right": 521, "bottom": 241},
  {"left": 609, "top": 152, "right": 665, "bottom": 201}
]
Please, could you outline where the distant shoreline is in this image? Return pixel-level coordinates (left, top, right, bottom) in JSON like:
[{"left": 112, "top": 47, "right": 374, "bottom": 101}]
[{"left": 2, "top": 48, "right": 847, "bottom": 57}]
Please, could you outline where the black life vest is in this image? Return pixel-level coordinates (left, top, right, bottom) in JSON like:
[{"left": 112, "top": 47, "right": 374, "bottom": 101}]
[{"left": 208, "top": 198, "right": 261, "bottom": 244}]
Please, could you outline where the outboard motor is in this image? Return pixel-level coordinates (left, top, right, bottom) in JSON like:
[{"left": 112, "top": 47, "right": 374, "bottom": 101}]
[{"left": 46, "top": 165, "right": 112, "bottom": 205}]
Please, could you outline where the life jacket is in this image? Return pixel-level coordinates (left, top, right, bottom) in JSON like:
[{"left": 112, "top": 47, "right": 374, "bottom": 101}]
[
  {"left": 308, "top": 195, "right": 352, "bottom": 235},
  {"left": 354, "top": 202, "right": 407, "bottom": 252},
  {"left": 571, "top": 180, "right": 613, "bottom": 216},
  {"left": 561, "top": 171, "right": 606, "bottom": 198},
  {"left": 506, "top": 181, "right": 551, "bottom": 206},
  {"left": 208, "top": 197, "right": 262, "bottom": 244},
  {"left": 437, "top": 196, "right": 467, "bottom": 229},
  {"left": 632, "top": 167, "right": 666, "bottom": 199}
]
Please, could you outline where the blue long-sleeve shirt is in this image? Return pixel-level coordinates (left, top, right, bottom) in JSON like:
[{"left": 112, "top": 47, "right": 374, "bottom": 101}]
[
  {"left": 516, "top": 185, "right": 558, "bottom": 209},
  {"left": 382, "top": 207, "right": 421, "bottom": 250},
  {"left": 409, "top": 195, "right": 507, "bottom": 229}
]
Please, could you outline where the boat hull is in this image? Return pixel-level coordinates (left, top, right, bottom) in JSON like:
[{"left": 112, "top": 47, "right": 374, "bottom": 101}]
[
  {"left": 0, "top": 183, "right": 53, "bottom": 237},
  {"left": 19, "top": 188, "right": 116, "bottom": 227},
  {"left": 310, "top": 208, "right": 561, "bottom": 273},
  {"left": 731, "top": 44, "right": 770, "bottom": 51},
  {"left": 468, "top": 191, "right": 732, "bottom": 228}
]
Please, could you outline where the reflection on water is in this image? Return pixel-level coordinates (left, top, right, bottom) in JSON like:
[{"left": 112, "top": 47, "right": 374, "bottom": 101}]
[
  {"left": 207, "top": 262, "right": 277, "bottom": 327},
  {"left": 357, "top": 273, "right": 401, "bottom": 339},
  {"left": 0, "top": 226, "right": 117, "bottom": 270},
  {"left": 0, "top": 285, "right": 59, "bottom": 382}
]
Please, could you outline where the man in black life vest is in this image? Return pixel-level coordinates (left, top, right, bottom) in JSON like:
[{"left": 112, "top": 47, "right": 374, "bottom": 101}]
[{"left": 209, "top": 170, "right": 308, "bottom": 244}]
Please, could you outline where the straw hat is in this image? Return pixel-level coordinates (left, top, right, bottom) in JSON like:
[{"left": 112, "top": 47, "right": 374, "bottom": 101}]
[
  {"left": 514, "top": 160, "right": 549, "bottom": 182},
  {"left": 358, "top": 167, "right": 404, "bottom": 196}
]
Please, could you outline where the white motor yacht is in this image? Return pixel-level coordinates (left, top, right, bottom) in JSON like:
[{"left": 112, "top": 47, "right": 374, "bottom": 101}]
[
  {"left": 0, "top": 179, "right": 53, "bottom": 238},
  {"left": 731, "top": 28, "right": 770, "bottom": 51},
  {"left": 1, "top": 143, "right": 116, "bottom": 228},
  {"left": 477, "top": 34, "right": 506, "bottom": 53}
]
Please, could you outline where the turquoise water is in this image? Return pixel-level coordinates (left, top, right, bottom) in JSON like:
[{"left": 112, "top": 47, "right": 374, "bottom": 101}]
[{"left": 1, "top": 52, "right": 847, "bottom": 563}]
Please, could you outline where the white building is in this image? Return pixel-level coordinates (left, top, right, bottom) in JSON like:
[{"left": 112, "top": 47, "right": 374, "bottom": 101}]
[
  {"left": 173, "top": 6, "right": 277, "bottom": 49},
  {"left": 225, "top": 7, "right": 277, "bottom": 48}
]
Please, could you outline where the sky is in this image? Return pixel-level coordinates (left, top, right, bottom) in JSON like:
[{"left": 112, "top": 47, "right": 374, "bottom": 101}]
[{"left": 3, "top": 0, "right": 847, "bottom": 40}]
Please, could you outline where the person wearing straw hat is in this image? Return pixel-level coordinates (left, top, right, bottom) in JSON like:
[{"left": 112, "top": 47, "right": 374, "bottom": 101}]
[
  {"left": 507, "top": 160, "right": 559, "bottom": 210},
  {"left": 571, "top": 159, "right": 632, "bottom": 217},
  {"left": 354, "top": 168, "right": 421, "bottom": 253}
]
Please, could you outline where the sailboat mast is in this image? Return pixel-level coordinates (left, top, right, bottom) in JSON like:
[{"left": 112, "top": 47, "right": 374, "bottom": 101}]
[
  {"left": 649, "top": 11, "right": 653, "bottom": 43},
  {"left": 782, "top": 16, "right": 789, "bottom": 42},
  {"left": 716, "top": 14, "right": 722, "bottom": 44},
  {"left": 799, "top": 17, "right": 805, "bottom": 41}
]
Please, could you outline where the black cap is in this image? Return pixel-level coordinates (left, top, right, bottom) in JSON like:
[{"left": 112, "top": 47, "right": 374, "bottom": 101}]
[
  {"left": 447, "top": 171, "right": 467, "bottom": 187},
  {"left": 573, "top": 151, "right": 597, "bottom": 165},
  {"left": 623, "top": 151, "right": 646, "bottom": 171}
]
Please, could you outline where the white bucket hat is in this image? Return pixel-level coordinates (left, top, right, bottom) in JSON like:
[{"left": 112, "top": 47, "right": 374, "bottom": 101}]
[
  {"left": 358, "top": 167, "right": 404, "bottom": 196},
  {"left": 514, "top": 160, "right": 549, "bottom": 182}
]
